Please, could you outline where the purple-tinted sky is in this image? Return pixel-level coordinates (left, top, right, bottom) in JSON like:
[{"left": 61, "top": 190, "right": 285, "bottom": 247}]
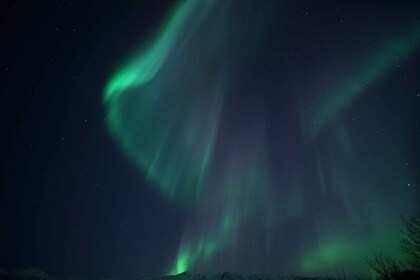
[{"left": 0, "top": 1, "right": 419, "bottom": 279}]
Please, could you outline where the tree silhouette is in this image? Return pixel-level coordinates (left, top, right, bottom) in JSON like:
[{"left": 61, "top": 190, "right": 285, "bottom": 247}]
[{"left": 367, "top": 213, "right": 420, "bottom": 280}]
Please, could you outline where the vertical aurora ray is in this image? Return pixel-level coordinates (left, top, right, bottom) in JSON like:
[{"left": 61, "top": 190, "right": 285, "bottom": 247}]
[
  {"left": 104, "top": 0, "right": 277, "bottom": 274},
  {"left": 170, "top": 120, "right": 273, "bottom": 274}
]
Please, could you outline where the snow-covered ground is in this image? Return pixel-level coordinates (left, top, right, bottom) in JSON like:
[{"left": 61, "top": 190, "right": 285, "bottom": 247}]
[{"left": 0, "top": 268, "right": 339, "bottom": 280}]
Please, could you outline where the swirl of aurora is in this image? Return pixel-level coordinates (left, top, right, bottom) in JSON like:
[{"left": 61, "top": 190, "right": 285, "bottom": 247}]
[{"left": 104, "top": 0, "right": 420, "bottom": 276}]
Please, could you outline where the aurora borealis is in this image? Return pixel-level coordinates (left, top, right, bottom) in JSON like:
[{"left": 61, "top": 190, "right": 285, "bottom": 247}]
[
  {"left": 104, "top": 0, "right": 419, "bottom": 276},
  {"left": 1, "top": 0, "right": 419, "bottom": 279}
]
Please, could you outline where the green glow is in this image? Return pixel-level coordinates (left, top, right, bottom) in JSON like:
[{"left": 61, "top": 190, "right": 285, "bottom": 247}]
[
  {"left": 301, "top": 229, "right": 406, "bottom": 276},
  {"left": 104, "top": 0, "right": 274, "bottom": 274},
  {"left": 173, "top": 248, "right": 190, "bottom": 275},
  {"left": 104, "top": 0, "right": 197, "bottom": 102},
  {"left": 103, "top": 0, "right": 419, "bottom": 276},
  {"left": 310, "top": 23, "right": 420, "bottom": 135},
  {"left": 104, "top": 0, "right": 221, "bottom": 204},
  {"left": 170, "top": 131, "right": 272, "bottom": 273}
]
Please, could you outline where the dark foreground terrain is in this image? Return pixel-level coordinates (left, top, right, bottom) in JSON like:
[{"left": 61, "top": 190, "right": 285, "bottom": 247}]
[{"left": 0, "top": 268, "right": 339, "bottom": 280}]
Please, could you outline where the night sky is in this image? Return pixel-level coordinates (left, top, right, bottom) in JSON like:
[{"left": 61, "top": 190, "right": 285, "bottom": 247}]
[{"left": 0, "top": 0, "right": 419, "bottom": 279}]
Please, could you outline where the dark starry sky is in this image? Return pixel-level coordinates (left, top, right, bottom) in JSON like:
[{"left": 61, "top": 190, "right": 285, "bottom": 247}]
[{"left": 0, "top": 1, "right": 419, "bottom": 279}]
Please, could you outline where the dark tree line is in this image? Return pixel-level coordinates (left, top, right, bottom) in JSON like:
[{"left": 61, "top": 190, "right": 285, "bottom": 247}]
[{"left": 367, "top": 213, "right": 420, "bottom": 280}]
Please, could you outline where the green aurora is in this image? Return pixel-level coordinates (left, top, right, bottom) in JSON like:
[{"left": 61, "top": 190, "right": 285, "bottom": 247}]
[{"left": 104, "top": 0, "right": 420, "bottom": 276}]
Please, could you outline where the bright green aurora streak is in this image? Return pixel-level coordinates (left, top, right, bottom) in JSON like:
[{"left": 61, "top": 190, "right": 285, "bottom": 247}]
[{"left": 104, "top": 0, "right": 420, "bottom": 276}]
